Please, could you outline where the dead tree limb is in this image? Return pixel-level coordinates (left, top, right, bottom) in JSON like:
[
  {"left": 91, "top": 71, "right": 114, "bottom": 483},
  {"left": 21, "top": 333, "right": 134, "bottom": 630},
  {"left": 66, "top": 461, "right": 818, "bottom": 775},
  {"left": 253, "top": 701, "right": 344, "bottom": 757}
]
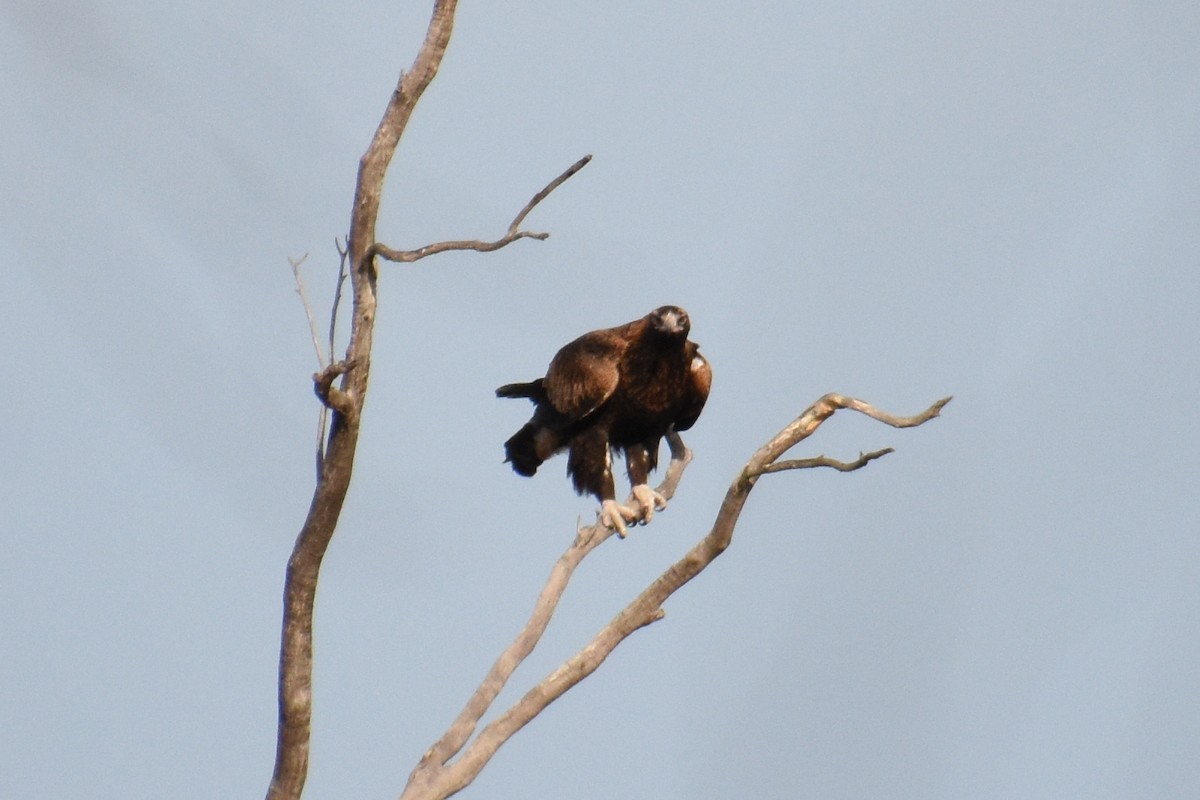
[
  {"left": 399, "top": 394, "right": 951, "bottom": 800},
  {"left": 269, "top": 3, "right": 586, "bottom": 798},
  {"left": 268, "top": 3, "right": 460, "bottom": 791}
]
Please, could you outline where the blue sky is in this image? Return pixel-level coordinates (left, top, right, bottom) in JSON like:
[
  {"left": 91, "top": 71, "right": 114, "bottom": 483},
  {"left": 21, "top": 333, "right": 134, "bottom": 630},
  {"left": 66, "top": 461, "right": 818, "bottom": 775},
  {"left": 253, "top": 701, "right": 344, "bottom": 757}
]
[{"left": 3, "top": 3, "right": 1199, "bottom": 798}]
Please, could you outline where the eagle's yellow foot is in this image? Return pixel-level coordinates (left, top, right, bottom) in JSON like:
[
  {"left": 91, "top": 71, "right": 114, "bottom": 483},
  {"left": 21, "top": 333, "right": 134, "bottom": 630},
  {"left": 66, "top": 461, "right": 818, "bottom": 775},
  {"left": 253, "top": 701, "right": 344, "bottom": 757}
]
[
  {"left": 600, "top": 499, "right": 639, "bottom": 538},
  {"left": 631, "top": 484, "right": 668, "bottom": 524}
]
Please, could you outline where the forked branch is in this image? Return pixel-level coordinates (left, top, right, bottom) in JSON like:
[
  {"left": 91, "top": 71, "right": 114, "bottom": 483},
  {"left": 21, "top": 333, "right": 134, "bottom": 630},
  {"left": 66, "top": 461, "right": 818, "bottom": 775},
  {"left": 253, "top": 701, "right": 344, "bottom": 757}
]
[
  {"left": 401, "top": 393, "right": 950, "bottom": 800},
  {"left": 403, "top": 434, "right": 691, "bottom": 799}
]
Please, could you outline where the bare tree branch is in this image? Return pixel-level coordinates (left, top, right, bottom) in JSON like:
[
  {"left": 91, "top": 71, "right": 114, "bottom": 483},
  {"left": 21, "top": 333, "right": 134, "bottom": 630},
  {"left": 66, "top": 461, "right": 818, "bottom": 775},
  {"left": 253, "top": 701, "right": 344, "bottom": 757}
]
[
  {"left": 506, "top": 154, "right": 592, "bottom": 234},
  {"left": 818, "top": 393, "right": 952, "bottom": 429},
  {"left": 401, "top": 394, "right": 950, "bottom": 800},
  {"left": 371, "top": 154, "right": 592, "bottom": 264},
  {"left": 751, "top": 447, "right": 895, "bottom": 475}
]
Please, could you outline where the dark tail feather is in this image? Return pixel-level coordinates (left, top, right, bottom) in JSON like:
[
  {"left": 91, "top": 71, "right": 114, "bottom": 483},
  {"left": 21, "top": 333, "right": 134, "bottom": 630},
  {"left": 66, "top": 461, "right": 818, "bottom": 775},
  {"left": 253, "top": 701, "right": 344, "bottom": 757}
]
[
  {"left": 496, "top": 379, "right": 545, "bottom": 402},
  {"left": 504, "top": 422, "right": 546, "bottom": 477}
]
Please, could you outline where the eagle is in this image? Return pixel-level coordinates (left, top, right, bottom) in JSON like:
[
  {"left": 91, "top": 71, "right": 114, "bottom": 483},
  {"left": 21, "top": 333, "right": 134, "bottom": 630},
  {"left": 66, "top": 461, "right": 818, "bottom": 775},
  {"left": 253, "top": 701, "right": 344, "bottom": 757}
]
[{"left": 496, "top": 305, "right": 712, "bottom": 536}]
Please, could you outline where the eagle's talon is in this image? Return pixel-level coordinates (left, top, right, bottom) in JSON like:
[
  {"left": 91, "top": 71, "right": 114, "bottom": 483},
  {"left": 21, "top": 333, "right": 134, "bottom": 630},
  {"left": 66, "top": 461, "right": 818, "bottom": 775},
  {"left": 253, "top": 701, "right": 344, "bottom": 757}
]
[
  {"left": 631, "top": 484, "right": 668, "bottom": 525},
  {"left": 600, "top": 499, "right": 635, "bottom": 537}
]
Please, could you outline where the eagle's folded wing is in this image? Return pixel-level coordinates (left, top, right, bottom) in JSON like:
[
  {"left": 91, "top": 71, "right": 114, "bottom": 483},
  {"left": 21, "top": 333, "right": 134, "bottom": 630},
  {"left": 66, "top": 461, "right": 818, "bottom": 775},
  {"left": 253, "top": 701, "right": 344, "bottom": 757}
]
[
  {"left": 543, "top": 330, "right": 627, "bottom": 420},
  {"left": 674, "top": 347, "right": 712, "bottom": 432}
]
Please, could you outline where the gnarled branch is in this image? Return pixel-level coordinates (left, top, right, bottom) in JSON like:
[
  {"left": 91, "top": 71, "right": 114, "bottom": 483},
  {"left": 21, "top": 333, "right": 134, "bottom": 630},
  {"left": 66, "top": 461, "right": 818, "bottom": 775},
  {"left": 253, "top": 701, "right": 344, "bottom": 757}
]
[
  {"left": 371, "top": 154, "right": 591, "bottom": 264},
  {"left": 312, "top": 360, "right": 357, "bottom": 416},
  {"left": 401, "top": 394, "right": 950, "bottom": 800}
]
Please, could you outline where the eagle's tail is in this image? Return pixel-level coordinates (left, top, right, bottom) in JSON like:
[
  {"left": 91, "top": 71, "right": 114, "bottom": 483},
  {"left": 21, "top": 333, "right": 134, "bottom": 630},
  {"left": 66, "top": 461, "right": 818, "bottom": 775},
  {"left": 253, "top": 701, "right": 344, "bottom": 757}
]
[
  {"left": 499, "top": 379, "right": 557, "bottom": 476},
  {"left": 495, "top": 379, "right": 545, "bottom": 402},
  {"left": 503, "top": 423, "right": 548, "bottom": 477}
]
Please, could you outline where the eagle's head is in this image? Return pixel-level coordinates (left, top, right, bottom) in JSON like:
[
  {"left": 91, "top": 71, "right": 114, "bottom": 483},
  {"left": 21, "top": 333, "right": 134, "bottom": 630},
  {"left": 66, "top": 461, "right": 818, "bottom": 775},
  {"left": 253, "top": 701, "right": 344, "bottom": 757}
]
[{"left": 648, "top": 305, "right": 691, "bottom": 338}]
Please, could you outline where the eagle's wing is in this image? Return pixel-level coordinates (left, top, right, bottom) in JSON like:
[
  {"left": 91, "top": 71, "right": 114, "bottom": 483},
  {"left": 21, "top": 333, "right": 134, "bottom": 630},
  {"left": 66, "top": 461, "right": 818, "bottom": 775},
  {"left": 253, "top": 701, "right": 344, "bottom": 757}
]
[
  {"left": 673, "top": 345, "right": 712, "bottom": 432},
  {"left": 543, "top": 328, "right": 628, "bottom": 420}
]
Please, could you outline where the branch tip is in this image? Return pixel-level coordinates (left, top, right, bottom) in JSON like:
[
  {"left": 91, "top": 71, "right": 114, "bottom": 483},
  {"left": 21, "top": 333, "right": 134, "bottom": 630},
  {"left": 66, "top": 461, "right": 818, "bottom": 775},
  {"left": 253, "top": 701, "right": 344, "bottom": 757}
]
[{"left": 752, "top": 446, "right": 895, "bottom": 477}]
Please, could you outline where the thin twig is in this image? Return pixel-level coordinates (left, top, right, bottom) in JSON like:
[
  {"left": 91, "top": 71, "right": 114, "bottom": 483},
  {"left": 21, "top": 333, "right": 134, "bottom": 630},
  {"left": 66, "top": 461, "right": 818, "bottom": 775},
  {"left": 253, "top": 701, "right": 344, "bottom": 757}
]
[
  {"left": 329, "top": 238, "right": 349, "bottom": 363},
  {"left": 289, "top": 254, "right": 325, "bottom": 368},
  {"left": 290, "top": 252, "right": 331, "bottom": 479},
  {"left": 371, "top": 155, "right": 592, "bottom": 264},
  {"left": 314, "top": 239, "right": 351, "bottom": 474}
]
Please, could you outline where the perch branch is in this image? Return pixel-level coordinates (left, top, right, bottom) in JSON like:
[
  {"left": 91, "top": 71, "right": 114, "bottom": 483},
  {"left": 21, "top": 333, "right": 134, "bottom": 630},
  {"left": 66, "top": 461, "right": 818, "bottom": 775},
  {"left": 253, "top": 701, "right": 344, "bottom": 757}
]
[
  {"left": 371, "top": 154, "right": 591, "bottom": 264},
  {"left": 401, "top": 433, "right": 692, "bottom": 800},
  {"left": 404, "top": 394, "right": 949, "bottom": 800}
]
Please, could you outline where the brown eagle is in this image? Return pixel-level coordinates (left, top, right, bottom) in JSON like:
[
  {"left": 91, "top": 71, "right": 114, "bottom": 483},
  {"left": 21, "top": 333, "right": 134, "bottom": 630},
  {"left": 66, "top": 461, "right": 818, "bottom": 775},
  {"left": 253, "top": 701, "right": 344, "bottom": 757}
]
[{"left": 496, "top": 305, "right": 712, "bottom": 535}]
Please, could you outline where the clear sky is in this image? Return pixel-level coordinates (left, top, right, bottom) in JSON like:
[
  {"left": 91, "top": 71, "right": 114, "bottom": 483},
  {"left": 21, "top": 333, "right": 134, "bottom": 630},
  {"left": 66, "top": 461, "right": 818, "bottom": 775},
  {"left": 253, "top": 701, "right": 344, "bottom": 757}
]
[{"left": 4, "top": 2, "right": 1199, "bottom": 798}]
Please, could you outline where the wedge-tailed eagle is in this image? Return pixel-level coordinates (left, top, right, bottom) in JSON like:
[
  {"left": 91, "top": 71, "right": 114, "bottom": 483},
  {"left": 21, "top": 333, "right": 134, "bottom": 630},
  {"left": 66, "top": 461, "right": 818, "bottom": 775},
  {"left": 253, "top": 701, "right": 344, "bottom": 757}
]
[{"left": 496, "top": 305, "right": 712, "bottom": 535}]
